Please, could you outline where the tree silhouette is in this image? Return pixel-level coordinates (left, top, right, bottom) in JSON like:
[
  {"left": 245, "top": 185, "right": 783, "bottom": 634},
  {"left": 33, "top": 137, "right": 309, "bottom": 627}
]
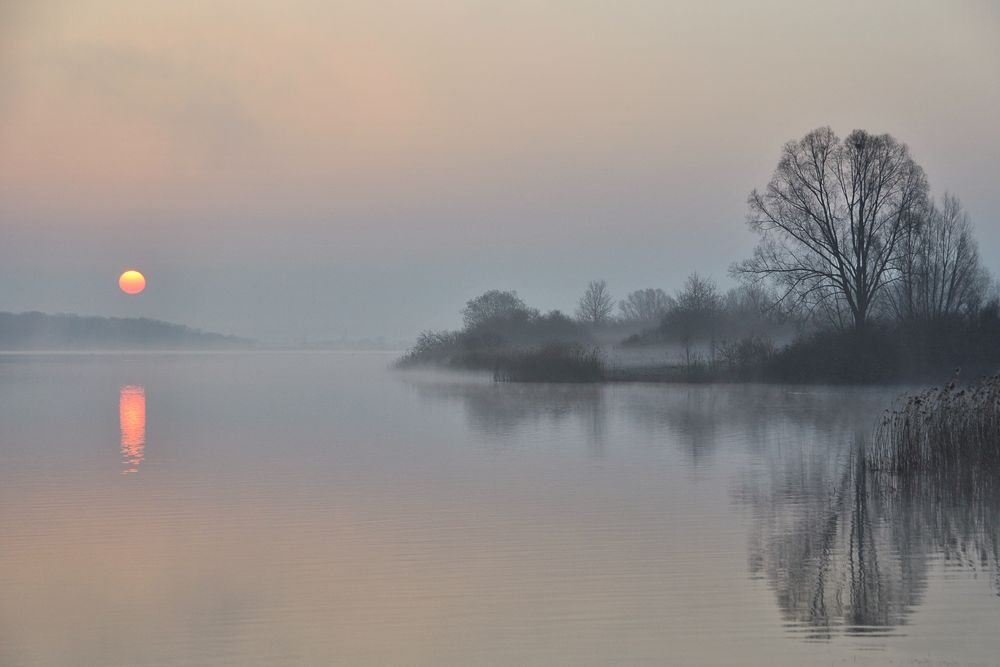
[
  {"left": 735, "top": 127, "right": 928, "bottom": 330},
  {"left": 576, "top": 280, "right": 614, "bottom": 325},
  {"left": 618, "top": 288, "right": 674, "bottom": 323}
]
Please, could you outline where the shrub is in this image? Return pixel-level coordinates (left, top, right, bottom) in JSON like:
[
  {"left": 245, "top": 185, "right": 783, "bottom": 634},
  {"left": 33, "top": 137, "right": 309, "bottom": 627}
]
[
  {"left": 762, "top": 327, "right": 902, "bottom": 383},
  {"left": 714, "top": 334, "right": 775, "bottom": 378}
]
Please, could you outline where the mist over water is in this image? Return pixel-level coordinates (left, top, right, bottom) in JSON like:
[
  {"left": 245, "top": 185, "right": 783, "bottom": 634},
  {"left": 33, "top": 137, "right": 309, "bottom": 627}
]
[{"left": 1, "top": 352, "right": 997, "bottom": 666}]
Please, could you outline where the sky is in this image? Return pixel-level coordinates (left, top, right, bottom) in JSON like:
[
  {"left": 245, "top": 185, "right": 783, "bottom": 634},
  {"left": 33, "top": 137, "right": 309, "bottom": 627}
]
[{"left": 1, "top": 0, "right": 998, "bottom": 343}]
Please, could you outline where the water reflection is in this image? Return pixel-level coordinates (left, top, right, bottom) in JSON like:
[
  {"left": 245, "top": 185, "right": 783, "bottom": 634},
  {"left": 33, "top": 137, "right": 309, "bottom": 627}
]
[
  {"left": 119, "top": 385, "right": 146, "bottom": 474},
  {"left": 745, "top": 437, "right": 1000, "bottom": 640},
  {"left": 6, "top": 356, "right": 1000, "bottom": 665},
  {"left": 404, "top": 376, "right": 608, "bottom": 451},
  {"left": 407, "top": 377, "right": 886, "bottom": 467},
  {"left": 391, "top": 374, "right": 1000, "bottom": 644}
]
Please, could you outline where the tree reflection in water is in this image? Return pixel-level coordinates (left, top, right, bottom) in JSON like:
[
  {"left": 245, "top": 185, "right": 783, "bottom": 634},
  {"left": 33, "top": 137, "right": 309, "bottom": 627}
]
[
  {"left": 401, "top": 374, "right": 608, "bottom": 454},
  {"left": 747, "top": 436, "right": 1000, "bottom": 640},
  {"left": 403, "top": 375, "right": 999, "bottom": 639}
]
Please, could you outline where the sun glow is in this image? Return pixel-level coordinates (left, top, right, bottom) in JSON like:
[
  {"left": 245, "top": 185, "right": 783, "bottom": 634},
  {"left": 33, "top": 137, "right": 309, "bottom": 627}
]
[{"left": 118, "top": 269, "right": 146, "bottom": 295}]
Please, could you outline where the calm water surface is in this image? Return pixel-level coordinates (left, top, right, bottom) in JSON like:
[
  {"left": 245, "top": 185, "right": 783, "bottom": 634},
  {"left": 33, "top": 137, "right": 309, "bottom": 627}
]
[{"left": 1, "top": 352, "right": 997, "bottom": 666}]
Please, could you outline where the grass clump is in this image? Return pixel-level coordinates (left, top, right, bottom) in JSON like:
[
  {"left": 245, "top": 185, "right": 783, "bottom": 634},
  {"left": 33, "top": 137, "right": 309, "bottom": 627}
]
[{"left": 869, "top": 374, "right": 1000, "bottom": 472}]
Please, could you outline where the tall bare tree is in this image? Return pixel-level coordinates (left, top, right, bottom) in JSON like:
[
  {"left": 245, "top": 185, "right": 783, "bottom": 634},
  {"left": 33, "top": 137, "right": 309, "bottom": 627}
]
[
  {"left": 576, "top": 280, "right": 614, "bottom": 325},
  {"left": 891, "top": 193, "right": 990, "bottom": 321},
  {"left": 619, "top": 288, "right": 675, "bottom": 323},
  {"left": 734, "top": 127, "right": 928, "bottom": 330}
]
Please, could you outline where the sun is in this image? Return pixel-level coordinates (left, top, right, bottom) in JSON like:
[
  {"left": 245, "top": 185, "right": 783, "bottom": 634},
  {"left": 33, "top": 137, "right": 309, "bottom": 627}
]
[{"left": 119, "top": 269, "right": 146, "bottom": 295}]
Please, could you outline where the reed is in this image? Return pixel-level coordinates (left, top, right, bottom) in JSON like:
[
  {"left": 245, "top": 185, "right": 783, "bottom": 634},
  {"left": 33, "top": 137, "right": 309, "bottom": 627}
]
[
  {"left": 491, "top": 343, "right": 606, "bottom": 383},
  {"left": 869, "top": 374, "right": 1000, "bottom": 472}
]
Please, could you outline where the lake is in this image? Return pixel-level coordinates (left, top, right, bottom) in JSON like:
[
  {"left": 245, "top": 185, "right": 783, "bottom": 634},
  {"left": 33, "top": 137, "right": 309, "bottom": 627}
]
[{"left": 1, "top": 352, "right": 997, "bottom": 666}]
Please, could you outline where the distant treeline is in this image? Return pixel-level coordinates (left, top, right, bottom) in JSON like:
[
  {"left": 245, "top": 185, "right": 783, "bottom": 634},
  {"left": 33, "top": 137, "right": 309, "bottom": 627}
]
[
  {"left": 395, "top": 280, "right": 794, "bottom": 381},
  {"left": 397, "top": 283, "right": 1000, "bottom": 383},
  {"left": 0, "top": 312, "right": 254, "bottom": 350},
  {"left": 399, "top": 126, "right": 1000, "bottom": 384}
]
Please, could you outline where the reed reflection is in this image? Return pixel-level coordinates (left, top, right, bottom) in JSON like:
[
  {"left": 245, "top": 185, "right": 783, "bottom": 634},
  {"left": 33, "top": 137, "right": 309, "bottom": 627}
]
[
  {"left": 745, "top": 437, "right": 1000, "bottom": 640},
  {"left": 119, "top": 385, "right": 146, "bottom": 474}
]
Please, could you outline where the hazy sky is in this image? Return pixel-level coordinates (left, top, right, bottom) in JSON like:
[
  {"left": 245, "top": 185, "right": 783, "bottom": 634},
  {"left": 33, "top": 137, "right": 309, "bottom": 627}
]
[{"left": 2, "top": 0, "right": 998, "bottom": 342}]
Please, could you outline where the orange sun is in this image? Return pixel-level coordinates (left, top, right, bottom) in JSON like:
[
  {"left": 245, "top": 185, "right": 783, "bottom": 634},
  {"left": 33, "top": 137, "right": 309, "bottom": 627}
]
[{"left": 119, "top": 269, "right": 146, "bottom": 295}]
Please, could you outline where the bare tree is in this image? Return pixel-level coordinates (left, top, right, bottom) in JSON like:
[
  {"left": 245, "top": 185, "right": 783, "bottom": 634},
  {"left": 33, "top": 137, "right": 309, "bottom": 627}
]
[
  {"left": 619, "top": 288, "right": 675, "bottom": 322},
  {"left": 734, "top": 127, "right": 928, "bottom": 330},
  {"left": 891, "top": 193, "right": 990, "bottom": 321},
  {"left": 723, "top": 282, "right": 797, "bottom": 333},
  {"left": 675, "top": 272, "right": 721, "bottom": 313},
  {"left": 576, "top": 280, "right": 614, "bottom": 325},
  {"left": 668, "top": 273, "right": 723, "bottom": 365},
  {"left": 724, "top": 283, "right": 779, "bottom": 320}
]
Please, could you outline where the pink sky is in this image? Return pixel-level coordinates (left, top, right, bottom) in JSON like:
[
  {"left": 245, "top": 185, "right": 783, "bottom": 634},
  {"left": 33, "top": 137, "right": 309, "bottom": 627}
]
[{"left": 2, "top": 0, "right": 998, "bottom": 340}]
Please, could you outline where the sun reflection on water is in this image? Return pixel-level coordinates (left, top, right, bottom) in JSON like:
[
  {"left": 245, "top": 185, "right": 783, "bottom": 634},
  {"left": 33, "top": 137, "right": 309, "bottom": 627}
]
[{"left": 119, "top": 385, "right": 145, "bottom": 474}]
